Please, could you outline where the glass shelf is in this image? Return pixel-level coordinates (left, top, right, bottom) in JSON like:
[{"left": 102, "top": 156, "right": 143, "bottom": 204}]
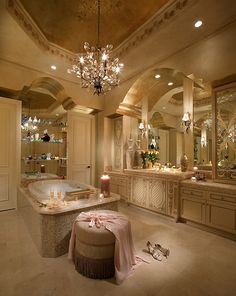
[
  {"left": 22, "top": 159, "right": 60, "bottom": 162},
  {"left": 21, "top": 140, "right": 64, "bottom": 144}
]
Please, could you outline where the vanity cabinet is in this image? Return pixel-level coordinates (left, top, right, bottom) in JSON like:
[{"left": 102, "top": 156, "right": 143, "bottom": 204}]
[
  {"left": 180, "top": 181, "right": 236, "bottom": 236},
  {"left": 123, "top": 169, "right": 189, "bottom": 219}
]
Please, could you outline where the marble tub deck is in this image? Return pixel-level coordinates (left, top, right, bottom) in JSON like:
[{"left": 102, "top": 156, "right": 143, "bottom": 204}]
[{"left": 17, "top": 186, "right": 120, "bottom": 258}]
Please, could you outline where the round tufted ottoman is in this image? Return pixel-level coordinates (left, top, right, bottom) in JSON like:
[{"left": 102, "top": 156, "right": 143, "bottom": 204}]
[{"left": 74, "top": 210, "right": 116, "bottom": 279}]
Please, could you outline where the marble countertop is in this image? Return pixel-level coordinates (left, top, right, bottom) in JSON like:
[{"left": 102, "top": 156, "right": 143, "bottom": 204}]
[
  {"left": 19, "top": 186, "right": 120, "bottom": 215},
  {"left": 181, "top": 179, "right": 236, "bottom": 193},
  {"left": 124, "top": 169, "right": 194, "bottom": 180}
]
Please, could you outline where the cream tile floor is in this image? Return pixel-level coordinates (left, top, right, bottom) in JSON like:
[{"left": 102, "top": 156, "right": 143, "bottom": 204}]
[{"left": 1, "top": 202, "right": 236, "bottom": 296}]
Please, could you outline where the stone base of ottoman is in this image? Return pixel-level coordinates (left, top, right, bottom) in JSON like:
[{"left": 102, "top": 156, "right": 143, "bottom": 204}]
[{"left": 74, "top": 250, "right": 115, "bottom": 279}]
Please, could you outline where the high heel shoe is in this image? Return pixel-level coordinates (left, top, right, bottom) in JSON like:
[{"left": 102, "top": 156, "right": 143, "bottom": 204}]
[
  {"left": 147, "top": 241, "right": 163, "bottom": 261},
  {"left": 154, "top": 243, "right": 170, "bottom": 258}
]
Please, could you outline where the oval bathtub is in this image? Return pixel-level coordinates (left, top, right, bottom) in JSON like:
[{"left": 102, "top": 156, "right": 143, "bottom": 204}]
[{"left": 28, "top": 179, "right": 95, "bottom": 202}]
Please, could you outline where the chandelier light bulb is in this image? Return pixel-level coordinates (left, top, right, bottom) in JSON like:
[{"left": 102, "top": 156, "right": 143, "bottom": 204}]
[
  {"left": 102, "top": 53, "right": 108, "bottom": 61},
  {"left": 79, "top": 57, "right": 84, "bottom": 64},
  {"left": 155, "top": 74, "right": 161, "bottom": 79},
  {"left": 33, "top": 116, "right": 38, "bottom": 124}
]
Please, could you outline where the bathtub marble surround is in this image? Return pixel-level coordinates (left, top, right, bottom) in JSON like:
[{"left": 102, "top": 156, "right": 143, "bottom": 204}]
[{"left": 17, "top": 185, "right": 120, "bottom": 257}]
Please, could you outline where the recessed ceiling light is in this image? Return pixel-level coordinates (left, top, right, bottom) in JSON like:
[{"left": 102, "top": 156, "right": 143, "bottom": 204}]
[
  {"left": 194, "top": 20, "right": 203, "bottom": 28},
  {"left": 155, "top": 74, "right": 161, "bottom": 79},
  {"left": 168, "top": 82, "right": 173, "bottom": 86},
  {"left": 51, "top": 65, "right": 57, "bottom": 70}
]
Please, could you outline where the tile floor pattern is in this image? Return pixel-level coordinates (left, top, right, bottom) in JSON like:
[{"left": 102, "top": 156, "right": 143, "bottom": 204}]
[{"left": 1, "top": 202, "right": 236, "bottom": 296}]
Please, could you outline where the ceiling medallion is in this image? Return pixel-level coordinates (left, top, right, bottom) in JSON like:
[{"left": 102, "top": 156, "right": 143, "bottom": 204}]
[{"left": 67, "top": 0, "right": 124, "bottom": 95}]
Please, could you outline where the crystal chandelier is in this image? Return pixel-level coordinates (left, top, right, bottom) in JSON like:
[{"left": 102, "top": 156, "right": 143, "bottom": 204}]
[
  {"left": 21, "top": 115, "right": 41, "bottom": 132},
  {"left": 67, "top": 0, "right": 124, "bottom": 95}
]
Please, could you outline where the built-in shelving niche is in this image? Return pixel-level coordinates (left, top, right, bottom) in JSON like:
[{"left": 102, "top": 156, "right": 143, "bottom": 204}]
[{"left": 21, "top": 125, "right": 67, "bottom": 177}]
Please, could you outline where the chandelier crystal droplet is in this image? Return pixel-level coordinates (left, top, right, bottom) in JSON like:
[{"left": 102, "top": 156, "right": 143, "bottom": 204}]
[{"left": 67, "top": 0, "right": 124, "bottom": 95}]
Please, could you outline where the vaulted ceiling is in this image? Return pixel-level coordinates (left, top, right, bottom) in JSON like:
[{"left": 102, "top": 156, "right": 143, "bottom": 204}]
[
  {"left": 19, "top": 0, "right": 170, "bottom": 52},
  {"left": 1, "top": 0, "right": 236, "bottom": 117}
]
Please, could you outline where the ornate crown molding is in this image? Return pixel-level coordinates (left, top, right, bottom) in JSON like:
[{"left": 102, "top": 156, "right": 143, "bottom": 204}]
[
  {"left": 7, "top": 0, "right": 194, "bottom": 63},
  {"left": 7, "top": 0, "right": 75, "bottom": 62},
  {"left": 114, "top": 0, "right": 194, "bottom": 58}
]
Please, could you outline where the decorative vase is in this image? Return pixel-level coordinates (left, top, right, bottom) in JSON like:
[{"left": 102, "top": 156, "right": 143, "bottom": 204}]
[
  {"left": 142, "top": 159, "right": 148, "bottom": 169},
  {"left": 126, "top": 136, "right": 133, "bottom": 169},
  {"left": 180, "top": 154, "right": 188, "bottom": 172},
  {"left": 133, "top": 138, "right": 143, "bottom": 169}
]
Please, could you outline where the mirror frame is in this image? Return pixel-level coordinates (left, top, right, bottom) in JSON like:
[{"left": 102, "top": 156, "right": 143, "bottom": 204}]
[{"left": 212, "top": 81, "right": 236, "bottom": 184}]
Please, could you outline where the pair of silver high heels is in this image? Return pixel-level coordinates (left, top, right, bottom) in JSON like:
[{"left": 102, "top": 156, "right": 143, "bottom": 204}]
[{"left": 147, "top": 241, "right": 170, "bottom": 261}]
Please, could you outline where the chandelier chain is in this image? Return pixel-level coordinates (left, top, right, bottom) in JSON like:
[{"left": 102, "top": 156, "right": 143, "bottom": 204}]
[{"left": 97, "top": 0, "right": 100, "bottom": 48}]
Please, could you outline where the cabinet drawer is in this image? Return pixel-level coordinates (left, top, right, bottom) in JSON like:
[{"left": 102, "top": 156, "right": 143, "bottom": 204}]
[
  {"left": 181, "top": 187, "right": 204, "bottom": 199},
  {"left": 209, "top": 192, "right": 236, "bottom": 204}
]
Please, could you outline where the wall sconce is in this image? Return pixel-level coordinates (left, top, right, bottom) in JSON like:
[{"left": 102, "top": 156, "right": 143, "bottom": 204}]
[
  {"left": 182, "top": 112, "right": 191, "bottom": 133},
  {"left": 201, "top": 136, "right": 207, "bottom": 147},
  {"left": 139, "top": 121, "right": 151, "bottom": 136}
]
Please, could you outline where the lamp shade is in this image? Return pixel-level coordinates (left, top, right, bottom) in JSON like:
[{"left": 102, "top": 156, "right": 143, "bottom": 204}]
[{"left": 182, "top": 112, "right": 191, "bottom": 122}]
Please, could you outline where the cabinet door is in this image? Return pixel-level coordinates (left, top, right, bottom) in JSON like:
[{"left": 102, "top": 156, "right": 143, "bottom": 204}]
[
  {"left": 0, "top": 98, "right": 21, "bottom": 211},
  {"left": 206, "top": 202, "right": 236, "bottom": 234},
  {"left": 181, "top": 197, "right": 206, "bottom": 224},
  {"left": 148, "top": 179, "right": 166, "bottom": 214},
  {"left": 130, "top": 177, "right": 148, "bottom": 207},
  {"left": 180, "top": 187, "right": 206, "bottom": 224},
  {"left": 67, "top": 112, "right": 95, "bottom": 185}
]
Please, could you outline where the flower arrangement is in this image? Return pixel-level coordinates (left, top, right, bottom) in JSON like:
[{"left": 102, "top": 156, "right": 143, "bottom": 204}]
[
  {"left": 140, "top": 150, "right": 149, "bottom": 162},
  {"left": 140, "top": 150, "right": 159, "bottom": 167},
  {"left": 148, "top": 151, "right": 159, "bottom": 165}
]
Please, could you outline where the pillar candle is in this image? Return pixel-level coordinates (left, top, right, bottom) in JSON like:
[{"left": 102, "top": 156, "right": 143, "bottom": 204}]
[{"left": 100, "top": 173, "right": 110, "bottom": 197}]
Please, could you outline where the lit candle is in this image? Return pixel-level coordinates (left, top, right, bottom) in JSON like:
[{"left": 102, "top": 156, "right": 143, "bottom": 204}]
[
  {"left": 57, "top": 191, "right": 62, "bottom": 202},
  {"left": 50, "top": 190, "right": 54, "bottom": 203},
  {"left": 99, "top": 193, "right": 104, "bottom": 202},
  {"left": 100, "top": 173, "right": 110, "bottom": 197}
]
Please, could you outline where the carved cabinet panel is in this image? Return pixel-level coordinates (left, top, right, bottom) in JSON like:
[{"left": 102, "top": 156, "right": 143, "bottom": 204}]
[
  {"left": 131, "top": 176, "right": 148, "bottom": 208},
  {"left": 148, "top": 179, "right": 166, "bottom": 213}
]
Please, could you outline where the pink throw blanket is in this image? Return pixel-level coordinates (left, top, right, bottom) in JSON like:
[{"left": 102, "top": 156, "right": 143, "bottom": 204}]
[{"left": 68, "top": 211, "right": 137, "bottom": 284}]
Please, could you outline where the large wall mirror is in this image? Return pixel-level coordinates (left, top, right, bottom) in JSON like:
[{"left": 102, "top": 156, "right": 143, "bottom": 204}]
[
  {"left": 193, "top": 102, "right": 212, "bottom": 170},
  {"left": 213, "top": 82, "right": 236, "bottom": 183}
]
